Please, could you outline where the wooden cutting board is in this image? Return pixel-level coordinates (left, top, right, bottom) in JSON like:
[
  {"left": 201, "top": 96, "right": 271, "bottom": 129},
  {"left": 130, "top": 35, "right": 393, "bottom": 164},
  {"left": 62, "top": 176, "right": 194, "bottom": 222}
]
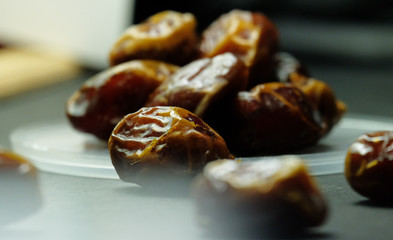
[{"left": 0, "top": 47, "right": 81, "bottom": 98}]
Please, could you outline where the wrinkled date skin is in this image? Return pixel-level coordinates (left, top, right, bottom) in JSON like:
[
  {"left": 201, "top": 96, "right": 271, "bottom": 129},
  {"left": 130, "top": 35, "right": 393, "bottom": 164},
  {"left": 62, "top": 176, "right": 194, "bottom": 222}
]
[
  {"left": 108, "top": 106, "right": 233, "bottom": 187},
  {"left": 0, "top": 149, "right": 41, "bottom": 225},
  {"left": 345, "top": 131, "right": 393, "bottom": 201},
  {"left": 191, "top": 157, "right": 328, "bottom": 234},
  {"left": 109, "top": 11, "right": 198, "bottom": 66},
  {"left": 146, "top": 53, "right": 248, "bottom": 118},
  {"left": 274, "top": 52, "right": 346, "bottom": 134},
  {"left": 66, "top": 60, "right": 179, "bottom": 140},
  {"left": 198, "top": 9, "right": 279, "bottom": 88},
  {"left": 227, "top": 82, "right": 323, "bottom": 155}
]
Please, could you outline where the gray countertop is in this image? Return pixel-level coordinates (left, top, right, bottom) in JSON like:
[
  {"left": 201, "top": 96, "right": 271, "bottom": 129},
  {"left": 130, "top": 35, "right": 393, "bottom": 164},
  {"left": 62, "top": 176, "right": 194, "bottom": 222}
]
[{"left": 1, "top": 65, "right": 393, "bottom": 239}]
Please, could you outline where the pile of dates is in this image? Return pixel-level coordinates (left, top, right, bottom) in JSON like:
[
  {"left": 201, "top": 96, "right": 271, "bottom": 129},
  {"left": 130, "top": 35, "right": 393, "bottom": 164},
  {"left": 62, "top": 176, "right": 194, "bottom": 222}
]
[{"left": 66, "top": 10, "right": 346, "bottom": 183}]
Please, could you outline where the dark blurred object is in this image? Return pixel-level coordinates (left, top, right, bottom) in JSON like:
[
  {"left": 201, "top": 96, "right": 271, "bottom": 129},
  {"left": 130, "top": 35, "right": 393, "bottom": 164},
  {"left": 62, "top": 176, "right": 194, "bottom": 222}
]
[
  {"left": 192, "top": 157, "right": 328, "bottom": 236},
  {"left": 134, "top": 0, "right": 263, "bottom": 32},
  {"left": 134, "top": 0, "right": 393, "bottom": 28}
]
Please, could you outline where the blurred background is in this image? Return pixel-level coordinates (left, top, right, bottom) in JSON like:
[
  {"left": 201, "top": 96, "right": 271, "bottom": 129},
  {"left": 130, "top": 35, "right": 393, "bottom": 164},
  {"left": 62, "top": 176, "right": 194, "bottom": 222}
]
[{"left": 0, "top": 0, "right": 392, "bottom": 123}]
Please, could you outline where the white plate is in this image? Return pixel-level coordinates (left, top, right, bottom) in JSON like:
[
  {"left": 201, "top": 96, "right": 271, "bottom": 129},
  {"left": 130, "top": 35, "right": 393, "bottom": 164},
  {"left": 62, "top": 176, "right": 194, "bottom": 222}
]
[{"left": 10, "top": 115, "right": 393, "bottom": 179}]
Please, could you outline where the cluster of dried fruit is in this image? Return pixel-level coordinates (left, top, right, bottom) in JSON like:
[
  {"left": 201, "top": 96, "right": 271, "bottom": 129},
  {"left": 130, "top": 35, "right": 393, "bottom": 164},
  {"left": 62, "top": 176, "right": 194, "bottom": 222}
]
[
  {"left": 65, "top": 10, "right": 348, "bottom": 232},
  {"left": 66, "top": 9, "right": 345, "bottom": 156}
]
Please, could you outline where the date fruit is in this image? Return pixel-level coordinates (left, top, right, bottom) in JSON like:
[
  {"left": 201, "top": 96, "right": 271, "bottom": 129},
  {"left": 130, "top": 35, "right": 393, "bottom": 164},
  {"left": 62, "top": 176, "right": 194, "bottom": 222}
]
[
  {"left": 198, "top": 9, "right": 279, "bottom": 88},
  {"left": 274, "top": 52, "right": 346, "bottom": 134},
  {"left": 191, "top": 157, "right": 328, "bottom": 234},
  {"left": 109, "top": 11, "right": 198, "bottom": 66},
  {"left": 345, "top": 131, "right": 393, "bottom": 201},
  {"left": 290, "top": 74, "right": 346, "bottom": 134},
  {"left": 227, "top": 82, "right": 323, "bottom": 155},
  {"left": 66, "top": 60, "right": 179, "bottom": 140},
  {"left": 146, "top": 52, "right": 248, "bottom": 118},
  {"left": 0, "top": 148, "right": 41, "bottom": 225},
  {"left": 108, "top": 106, "right": 233, "bottom": 187}
]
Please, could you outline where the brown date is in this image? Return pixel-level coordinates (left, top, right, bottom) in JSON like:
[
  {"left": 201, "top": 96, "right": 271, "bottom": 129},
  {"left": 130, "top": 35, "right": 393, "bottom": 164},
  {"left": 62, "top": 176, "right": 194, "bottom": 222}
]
[
  {"left": 108, "top": 106, "right": 233, "bottom": 187},
  {"left": 198, "top": 9, "right": 279, "bottom": 88},
  {"left": 274, "top": 52, "right": 346, "bottom": 134},
  {"left": 226, "top": 82, "right": 323, "bottom": 155},
  {"left": 289, "top": 74, "right": 346, "bottom": 134},
  {"left": 0, "top": 148, "right": 41, "bottom": 225},
  {"left": 66, "top": 60, "right": 179, "bottom": 140},
  {"left": 145, "top": 52, "right": 248, "bottom": 118},
  {"left": 191, "top": 157, "right": 328, "bottom": 234},
  {"left": 109, "top": 11, "right": 198, "bottom": 66},
  {"left": 345, "top": 131, "right": 393, "bottom": 201}
]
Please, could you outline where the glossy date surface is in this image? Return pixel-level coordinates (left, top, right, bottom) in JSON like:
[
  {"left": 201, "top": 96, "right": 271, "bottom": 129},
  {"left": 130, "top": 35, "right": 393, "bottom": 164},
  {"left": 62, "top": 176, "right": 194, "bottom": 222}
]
[
  {"left": 227, "top": 82, "right": 323, "bottom": 155},
  {"left": 199, "top": 9, "right": 279, "bottom": 88},
  {"left": 274, "top": 52, "right": 346, "bottom": 134},
  {"left": 286, "top": 72, "right": 346, "bottom": 134},
  {"left": 109, "top": 10, "right": 198, "bottom": 66},
  {"left": 146, "top": 53, "right": 248, "bottom": 117},
  {"left": 345, "top": 131, "right": 393, "bottom": 201},
  {"left": 108, "top": 106, "right": 233, "bottom": 187},
  {"left": 66, "top": 60, "right": 179, "bottom": 140}
]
